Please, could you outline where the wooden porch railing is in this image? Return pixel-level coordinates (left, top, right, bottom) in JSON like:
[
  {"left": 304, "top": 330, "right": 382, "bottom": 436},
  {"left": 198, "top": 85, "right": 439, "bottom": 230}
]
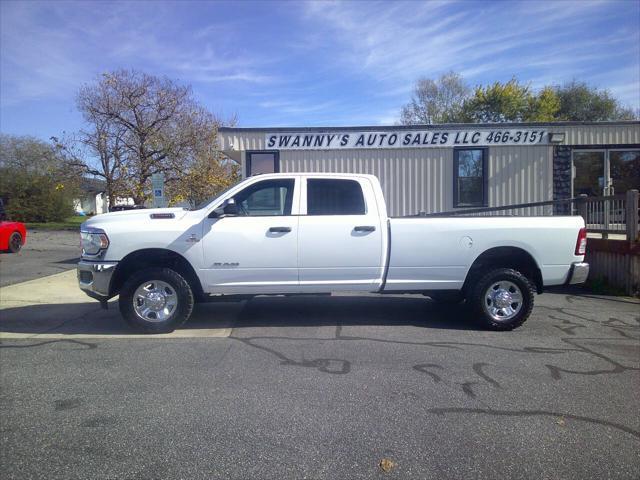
[{"left": 421, "top": 189, "right": 639, "bottom": 242}]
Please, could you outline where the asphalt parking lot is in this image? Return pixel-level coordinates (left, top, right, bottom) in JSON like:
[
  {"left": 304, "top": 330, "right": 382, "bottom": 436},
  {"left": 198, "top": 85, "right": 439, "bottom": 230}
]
[
  {"left": 0, "top": 269, "right": 638, "bottom": 479},
  {"left": 0, "top": 229, "right": 79, "bottom": 286}
]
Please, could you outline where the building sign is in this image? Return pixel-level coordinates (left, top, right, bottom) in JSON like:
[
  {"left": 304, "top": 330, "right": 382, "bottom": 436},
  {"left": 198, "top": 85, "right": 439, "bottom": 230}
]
[
  {"left": 266, "top": 129, "right": 548, "bottom": 150},
  {"left": 151, "top": 172, "right": 167, "bottom": 208}
]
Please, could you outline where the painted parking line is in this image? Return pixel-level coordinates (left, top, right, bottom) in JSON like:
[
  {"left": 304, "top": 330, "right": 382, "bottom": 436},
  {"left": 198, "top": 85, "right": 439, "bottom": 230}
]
[
  {"left": 0, "top": 270, "right": 234, "bottom": 339},
  {"left": 0, "top": 328, "right": 232, "bottom": 340}
]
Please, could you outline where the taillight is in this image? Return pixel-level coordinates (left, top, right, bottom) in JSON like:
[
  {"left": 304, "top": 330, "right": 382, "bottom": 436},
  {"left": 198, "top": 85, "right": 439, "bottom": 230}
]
[{"left": 575, "top": 227, "right": 587, "bottom": 256}]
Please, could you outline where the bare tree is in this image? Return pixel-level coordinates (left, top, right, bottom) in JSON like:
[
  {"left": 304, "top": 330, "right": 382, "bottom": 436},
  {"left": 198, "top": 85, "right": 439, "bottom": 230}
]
[
  {"left": 76, "top": 70, "right": 198, "bottom": 204},
  {"left": 400, "top": 72, "right": 470, "bottom": 125},
  {"left": 54, "top": 115, "right": 128, "bottom": 208}
]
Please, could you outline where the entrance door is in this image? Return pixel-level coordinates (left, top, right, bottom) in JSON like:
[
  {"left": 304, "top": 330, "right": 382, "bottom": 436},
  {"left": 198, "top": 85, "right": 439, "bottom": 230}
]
[{"left": 573, "top": 150, "right": 606, "bottom": 196}]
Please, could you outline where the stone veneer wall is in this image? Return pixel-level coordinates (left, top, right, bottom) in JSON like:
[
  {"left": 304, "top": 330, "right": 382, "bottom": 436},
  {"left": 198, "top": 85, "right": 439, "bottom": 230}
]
[{"left": 553, "top": 145, "right": 572, "bottom": 214}]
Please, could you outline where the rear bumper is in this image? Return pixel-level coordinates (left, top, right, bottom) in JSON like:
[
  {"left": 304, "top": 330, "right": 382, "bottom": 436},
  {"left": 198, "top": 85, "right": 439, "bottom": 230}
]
[
  {"left": 77, "top": 260, "right": 118, "bottom": 300},
  {"left": 566, "top": 262, "right": 589, "bottom": 285}
]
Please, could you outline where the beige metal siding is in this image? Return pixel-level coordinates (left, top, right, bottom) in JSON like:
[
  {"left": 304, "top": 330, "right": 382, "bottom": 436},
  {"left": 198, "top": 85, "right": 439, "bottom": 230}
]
[
  {"left": 279, "top": 146, "right": 554, "bottom": 216},
  {"left": 218, "top": 131, "right": 265, "bottom": 161},
  {"left": 488, "top": 145, "right": 553, "bottom": 215},
  {"left": 280, "top": 148, "right": 453, "bottom": 216},
  {"left": 552, "top": 124, "right": 640, "bottom": 145}
]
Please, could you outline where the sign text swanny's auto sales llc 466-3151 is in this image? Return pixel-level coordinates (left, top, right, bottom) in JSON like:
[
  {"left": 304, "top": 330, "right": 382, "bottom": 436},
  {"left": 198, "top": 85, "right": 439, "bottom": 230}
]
[{"left": 266, "top": 129, "right": 548, "bottom": 150}]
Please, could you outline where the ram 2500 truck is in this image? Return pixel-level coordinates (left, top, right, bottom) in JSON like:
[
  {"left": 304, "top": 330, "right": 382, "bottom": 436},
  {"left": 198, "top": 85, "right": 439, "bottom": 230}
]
[{"left": 77, "top": 173, "right": 589, "bottom": 333}]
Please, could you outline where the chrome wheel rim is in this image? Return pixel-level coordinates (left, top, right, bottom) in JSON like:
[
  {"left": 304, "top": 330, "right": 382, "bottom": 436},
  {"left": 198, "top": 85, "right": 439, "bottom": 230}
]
[
  {"left": 133, "top": 280, "right": 178, "bottom": 322},
  {"left": 483, "top": 280, "right": 523, "bottom": 322}
]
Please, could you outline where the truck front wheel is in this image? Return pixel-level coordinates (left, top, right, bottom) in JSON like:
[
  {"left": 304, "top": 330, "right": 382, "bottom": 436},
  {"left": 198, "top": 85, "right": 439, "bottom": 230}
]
[
  {"left": 469, "top": 268, "right": 534, "bottom": 331},
  {"left": 119, "top": 267, "right": 194, "bottom": 333}
]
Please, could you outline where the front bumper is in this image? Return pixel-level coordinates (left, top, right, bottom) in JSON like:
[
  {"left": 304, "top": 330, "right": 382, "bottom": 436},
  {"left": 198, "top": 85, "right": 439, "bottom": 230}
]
[
  {"left": 77, "top": 260, "right": 118, "bottom": 300},
  {"left": 566, "top": 262, "right": 590, "bottom": 285}
]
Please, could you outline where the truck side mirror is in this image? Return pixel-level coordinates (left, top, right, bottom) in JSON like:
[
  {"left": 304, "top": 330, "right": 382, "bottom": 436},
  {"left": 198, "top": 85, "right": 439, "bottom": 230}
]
[
  {"left": 224, "top": 198, "right": 239, "bottom": 215},
  {"left": 209, "top": 198, "right": 238, "bottom": 218}
]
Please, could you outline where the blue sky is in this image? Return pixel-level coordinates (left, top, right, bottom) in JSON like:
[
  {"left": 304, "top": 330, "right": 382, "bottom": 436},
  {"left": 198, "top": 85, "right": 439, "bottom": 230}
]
[{"left": 1, "top": 0, "right": 639, "bottom": 140}]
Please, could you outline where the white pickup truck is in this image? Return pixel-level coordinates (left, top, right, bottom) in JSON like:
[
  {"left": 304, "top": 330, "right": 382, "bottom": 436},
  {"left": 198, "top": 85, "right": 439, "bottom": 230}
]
[{"left": 78, "top": 173, "right": 589, "bottom": 333}]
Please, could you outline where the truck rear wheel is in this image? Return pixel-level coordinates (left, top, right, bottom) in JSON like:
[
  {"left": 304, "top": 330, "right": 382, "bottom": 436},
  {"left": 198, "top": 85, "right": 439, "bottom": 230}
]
[
  {"left": 119, "top": 267, "right": 194, "bottom": 333},
  {"left": 469, "top": 268, "right": 534, "bottom": 331}
]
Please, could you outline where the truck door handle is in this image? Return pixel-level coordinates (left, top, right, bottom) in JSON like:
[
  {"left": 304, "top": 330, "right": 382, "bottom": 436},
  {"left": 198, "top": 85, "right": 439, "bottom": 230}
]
[
  {"left": 354, "top": 225, "right": 376, "bottom": 232},
  {"left": 269, "top": 226, "right": 292, "bottom": 233}
]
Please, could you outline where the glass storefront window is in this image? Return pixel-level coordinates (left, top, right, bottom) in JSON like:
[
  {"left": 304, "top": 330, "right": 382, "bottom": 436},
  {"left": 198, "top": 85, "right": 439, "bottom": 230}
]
[{"left": 610, "top": 150, "right": 640, "bottom": 195}]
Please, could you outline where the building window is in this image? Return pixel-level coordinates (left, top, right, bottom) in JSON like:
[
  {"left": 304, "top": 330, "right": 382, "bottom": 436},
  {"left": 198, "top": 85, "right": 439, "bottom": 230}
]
[
  {"left": 572, "top": 148, "right": 640, "bottom": 196},
  {"left": 247, "top": 151, "right": 279, "bottom": 176},
  {"left": 307, "top": 179, "right": 366, "bottom": 215},
  {"left": 609, "top": 150, "right": 639, "bottom": 195},
  {"left": 454, "top": 148, "right": 487, "bottom": 207}
]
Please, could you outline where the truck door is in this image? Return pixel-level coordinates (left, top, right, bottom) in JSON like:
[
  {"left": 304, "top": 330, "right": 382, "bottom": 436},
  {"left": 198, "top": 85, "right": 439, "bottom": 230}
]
[
  {"left": 202, "top": 177, "right": 300, "bottom": 294},
  {"left": 297, "top": 177, "right": 384, "bottom": 292}
]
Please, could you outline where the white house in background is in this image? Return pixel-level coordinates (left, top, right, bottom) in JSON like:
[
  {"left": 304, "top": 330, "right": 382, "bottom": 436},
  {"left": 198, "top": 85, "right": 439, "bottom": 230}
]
[
  {"left": 74, "top": 192, "right": 107, "bottom": 215},
  {"left": 74, "top": 178, "right": 134, "bottom": 215}
]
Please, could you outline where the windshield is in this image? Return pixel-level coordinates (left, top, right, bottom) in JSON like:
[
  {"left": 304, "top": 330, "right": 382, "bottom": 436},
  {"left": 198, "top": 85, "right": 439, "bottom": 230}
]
[{"left": 190, "top": 181, "right": 241, "bottom": 210}]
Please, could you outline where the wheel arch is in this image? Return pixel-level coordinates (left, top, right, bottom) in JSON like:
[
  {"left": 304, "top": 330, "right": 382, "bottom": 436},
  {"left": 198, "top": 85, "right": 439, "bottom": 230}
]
[
  {"left": 463, "top": 246, "right": 543, "bottom": 295},
  {"left": 109, "top": 248, "right": 204, "bottom": 300}
]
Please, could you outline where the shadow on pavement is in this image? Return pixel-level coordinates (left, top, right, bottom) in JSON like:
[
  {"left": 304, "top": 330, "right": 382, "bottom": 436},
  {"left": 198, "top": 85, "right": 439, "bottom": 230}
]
[
  {"left": 232, "top": 295, "right": 480, "bottom": 330},
  {"left": 0, "top": 295, "right": 481, "bottom": 335},
  {"left": 54, "top": 257, "right": 81, "bottom": 265}
]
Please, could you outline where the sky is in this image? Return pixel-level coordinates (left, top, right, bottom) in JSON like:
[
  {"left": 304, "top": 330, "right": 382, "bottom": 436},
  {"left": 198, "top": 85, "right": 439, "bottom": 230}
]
[{"left": 1, "top": 0, "right": 639, "bottom": 140}]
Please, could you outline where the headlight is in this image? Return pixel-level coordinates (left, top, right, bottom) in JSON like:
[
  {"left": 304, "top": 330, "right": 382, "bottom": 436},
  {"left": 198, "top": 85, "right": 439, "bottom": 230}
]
[{"left": 80, "top": 228, "right": 109, "bottom": 256}]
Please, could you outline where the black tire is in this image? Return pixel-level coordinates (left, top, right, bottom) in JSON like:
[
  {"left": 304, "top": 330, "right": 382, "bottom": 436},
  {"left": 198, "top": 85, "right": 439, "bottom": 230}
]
[
  {"left": 118, "top": 267, "right": 194, "bottom": 333},
  {"left": 468, "top": 268, "right": 534, "bottom": 331},
  {"left": 8, "top": 232, "right": 22, "bottom": 253}
]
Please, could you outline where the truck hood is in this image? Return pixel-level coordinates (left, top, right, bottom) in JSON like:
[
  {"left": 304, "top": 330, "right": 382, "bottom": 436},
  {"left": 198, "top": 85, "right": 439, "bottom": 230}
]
[{"left": 81, "top": 207, "right": 189, "bottom": 230}]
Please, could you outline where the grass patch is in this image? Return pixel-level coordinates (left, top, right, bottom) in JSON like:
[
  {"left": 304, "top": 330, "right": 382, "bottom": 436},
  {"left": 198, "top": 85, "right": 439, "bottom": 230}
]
[{"left": 25, "top": 216, "right": 88, "bottom": 231}]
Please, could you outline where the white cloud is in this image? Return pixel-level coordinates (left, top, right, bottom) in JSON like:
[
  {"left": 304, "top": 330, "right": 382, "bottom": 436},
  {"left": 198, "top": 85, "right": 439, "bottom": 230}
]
[
  {"left": 299, "top": 0, "right": 634, "bottom": 95},
  {"left": 0, "top": 0, "right": 277, "bottom": 107}
]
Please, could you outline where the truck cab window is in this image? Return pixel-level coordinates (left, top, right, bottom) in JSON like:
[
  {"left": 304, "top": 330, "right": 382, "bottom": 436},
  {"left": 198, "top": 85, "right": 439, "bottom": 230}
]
[
  {"left": 234, "top": 179, "right": 294, "bottom": 216},
  {"left": 307, "top": 179, "right": 366, "bottom": 215}
]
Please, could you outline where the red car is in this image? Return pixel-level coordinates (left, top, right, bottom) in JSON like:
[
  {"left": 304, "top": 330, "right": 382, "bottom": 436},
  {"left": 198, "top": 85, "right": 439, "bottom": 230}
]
[
  {"left": 0, "top": 199, "right": 27, "bottom": 253},
  {"left": 0, "top": 220, "right": 26, "bottom": 253}
]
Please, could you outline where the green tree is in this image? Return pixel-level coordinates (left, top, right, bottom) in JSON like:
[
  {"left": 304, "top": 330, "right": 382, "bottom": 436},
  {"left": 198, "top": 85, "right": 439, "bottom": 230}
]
[
  {"left": 400, "top": 72, "right": 470, "bottom": 124},
  {"left": 527, "top": 86, "right": 561, "bottom": 122},
  {"left": 461, "top": 78, "right": 534, "bottom": 123},
  {"left": 399, "top": 73, "right": 637, "bottom": 124},
  {"left": 554, "top": 80, "right": 637, "bottom": 121},
  {"left": 0, "top": 134, "right": 80, "bottom": 222}
]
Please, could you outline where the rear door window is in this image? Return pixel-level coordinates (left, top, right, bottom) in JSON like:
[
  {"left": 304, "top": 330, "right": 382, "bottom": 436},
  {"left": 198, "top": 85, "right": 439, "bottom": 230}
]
[{"left": 307, "top": 179, "right": 366, "bottom": 215}]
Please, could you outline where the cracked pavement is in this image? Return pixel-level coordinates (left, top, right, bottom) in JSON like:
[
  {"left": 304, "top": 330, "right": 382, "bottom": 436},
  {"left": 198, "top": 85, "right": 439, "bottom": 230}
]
[{"left": 1, "top": 277, "right": 639, "bottom": 479}]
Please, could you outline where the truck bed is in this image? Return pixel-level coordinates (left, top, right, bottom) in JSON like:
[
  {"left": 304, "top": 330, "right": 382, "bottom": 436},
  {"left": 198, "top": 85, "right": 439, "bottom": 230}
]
[{"left": 384, "top": 216, "right": 584, "bottom": 291}]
